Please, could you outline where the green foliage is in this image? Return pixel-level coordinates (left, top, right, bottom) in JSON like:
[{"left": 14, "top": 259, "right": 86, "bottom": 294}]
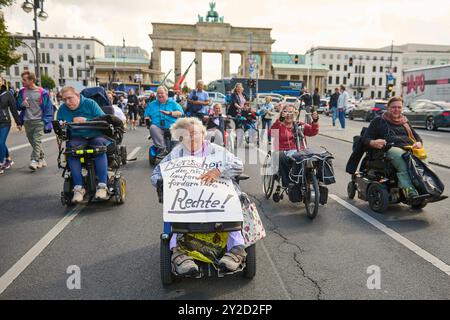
[
  {"left": 0, "top": 1, "right": 21, "bottom": 72},
  {"left": 41, "top": 74, "right": 55, "bottom": 90}
]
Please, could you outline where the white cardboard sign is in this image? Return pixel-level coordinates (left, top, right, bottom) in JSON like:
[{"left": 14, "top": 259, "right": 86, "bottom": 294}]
[{"left": 161, "top": 156, "right": 243, "bottom": 223}]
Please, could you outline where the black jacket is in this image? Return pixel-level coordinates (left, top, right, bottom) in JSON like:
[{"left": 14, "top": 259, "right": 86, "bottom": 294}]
[
  {"left": 364, "top": 116, "right": 422, "bottom": 148},
  {"left": 0, "top": 90, "right": 20, "bottom": 126},
  {"left": 330, "top": 93, "right": 340, "bottom": 108},
  {"left": 313, "top": 92, "right": 321, "bottom": 106},
  {"left": 301, "top": 93, "right": 312, "bottom": 107},
  {"left": 228, "top": 92, "right": 248, "bottom": 117}
]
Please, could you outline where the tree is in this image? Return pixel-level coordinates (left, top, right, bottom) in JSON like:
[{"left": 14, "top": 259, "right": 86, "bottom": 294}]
[
  {"left": 41, "top": 75, "right": 55, "bottom": 90},
  {"left": 0, "top": 0, "right": 21, "bottom": 72}
]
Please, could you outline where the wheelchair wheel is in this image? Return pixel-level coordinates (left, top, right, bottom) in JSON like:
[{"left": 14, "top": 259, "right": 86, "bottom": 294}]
[
  {"left": 411, "top": 200, "right": 427, "bottom": 210},
  {"left": 262, "top": 154, "right": 275, "bottom": 199},
  {"left": 347, "top": 181, "right": 357, "bottom": 200},
  {"left": 243, "top": 244, "right": 256, "bottom": 279},
  {"left": 114, "top": 177, "right": 126, "bottom": 205},
  {"left": 304, "top": 172, "right": 320, "bottom": 220},
  {"left": 160, "top": 237, "right": 174, "bottom": 285},
  {"left": 368, "top": 183, "right": 389, "bottom": 213}
]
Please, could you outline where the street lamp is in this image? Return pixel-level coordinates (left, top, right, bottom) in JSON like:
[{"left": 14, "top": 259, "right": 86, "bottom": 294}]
[{"left": 22, "top": 0, "right": 48, "bottom": 85}]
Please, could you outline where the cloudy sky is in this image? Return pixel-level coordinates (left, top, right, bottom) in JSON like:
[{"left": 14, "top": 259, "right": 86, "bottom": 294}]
[{"left": 4, "top": 0, "right": 450, "bottom": 86}]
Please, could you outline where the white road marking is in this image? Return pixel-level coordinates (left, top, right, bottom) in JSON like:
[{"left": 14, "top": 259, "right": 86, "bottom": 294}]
[
  {"left": 260, "top": 240, "right": 292, "bottom": 300},
  {"left": 127, "top": 147, "right": 141, "bottom": 160},
  {"left": 330, "top": 194, "right": 450, "bottom": 277},
  {"left": 418, "top": 132, "right": 440, "bottom": 138},
  {"left": 0, "top": 205, "right": 84, "bottom": 295},
  {"left": 9, "top": 136, "right": 57, "bottom": 152}
]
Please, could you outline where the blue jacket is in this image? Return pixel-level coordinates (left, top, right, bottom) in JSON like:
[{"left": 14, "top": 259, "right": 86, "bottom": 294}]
[
  {"left": 144, "top": 99, "right": 184, "bottom": 129},
  {"left": 57, "top": 95, "right": 105, "bottom": 138},
  {"left": 16, "top": 87, "right": 54, "bottom": 131}
]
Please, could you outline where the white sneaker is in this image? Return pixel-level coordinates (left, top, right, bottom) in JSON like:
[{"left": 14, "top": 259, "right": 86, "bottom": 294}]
[
  {"left": 39, "top": 159, "right": 47, "bottom": 168},
  {"left": 29, "top": 160, "right": 39, "bottom": 171},
  {"left": 72, "top": 186, "right": 86, "bottom": 203},
  {"left": 95, "top": 183, "right": 109, "bottom": 200}
]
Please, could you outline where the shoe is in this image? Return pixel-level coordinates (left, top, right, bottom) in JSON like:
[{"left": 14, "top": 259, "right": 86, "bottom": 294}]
[
  {"left": 4, "top": 159, "right": 14, "bottom": 169},
  {"left": 171, "top": 249, "right": 199, "bottom": 276},
  {"left": 218, "top": 246, "right": 247, "bottom": 272},
  {"left": 403, "top": 187, "right": 419, "bottom": 200},
  {"left": 29, "top": 160, "right": 39, "bottom": 171},
  {"left": 72, "top": 186, "right": 86, "bottom": 203},
  {"left": 38, "top": 159, "right": 47, "bottom": 168},
  {"left": 0, "top": 168, "right": 4, "bottom": 175},
  {"left": 95, "top": 183, "right": 109, "bottom": 200}
]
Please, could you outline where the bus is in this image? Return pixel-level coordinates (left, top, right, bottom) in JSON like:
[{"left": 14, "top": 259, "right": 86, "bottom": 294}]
[
  {"left": 208, "top": 78, "right": 304, "bottom": 98},
  {"left": 402, "top": 64, "right": 450, "bottom": 107}
]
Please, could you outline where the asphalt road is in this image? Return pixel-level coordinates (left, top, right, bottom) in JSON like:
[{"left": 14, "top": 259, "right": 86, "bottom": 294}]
[{"left": 1, "top": 124, "right": 449, "bottom": 300}]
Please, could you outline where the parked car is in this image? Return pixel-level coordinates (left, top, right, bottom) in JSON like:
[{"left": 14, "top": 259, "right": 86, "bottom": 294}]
[
  {"left": 348, "top": 99, "right": 387, "bottom": 121},
  {"left": 207, "top": 91, "right": 226, "bottom": 106},
  {"left": 317, "top": 98, "right": 330, "bottom": 116},
  {"left": 256, "top": 93, "right": 284, "bottom": 105},
  {"left": 404, "top": 100, "right": 450, "bottom": 131},
  {"left": 282, "top": 96, "right": 300, "bottom": 109}
]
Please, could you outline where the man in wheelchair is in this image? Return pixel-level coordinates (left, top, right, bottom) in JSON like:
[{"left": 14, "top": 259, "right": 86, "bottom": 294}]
[{"left": 57, "top": 86, "right": 113, "bottom": 203}]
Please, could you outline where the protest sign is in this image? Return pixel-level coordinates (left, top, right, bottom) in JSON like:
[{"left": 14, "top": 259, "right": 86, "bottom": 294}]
[{"left": 160, "top": 155, "right": 243, "bottom": 223}]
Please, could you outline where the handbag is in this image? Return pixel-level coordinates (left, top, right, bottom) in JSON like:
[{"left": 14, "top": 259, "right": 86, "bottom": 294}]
[{"left": 240, "top": 193, "right": 266, "bottom": 246}]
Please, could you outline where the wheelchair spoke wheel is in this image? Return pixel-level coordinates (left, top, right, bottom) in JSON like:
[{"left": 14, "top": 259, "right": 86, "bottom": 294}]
[
  {"left": 262, "top": 154, "right": 275, "bottom": 199},
  {"left": 114, "top": 177, "right": 126, "bottom": 205},
  {"left": 304, "top": 172, "right": 320, "bottom": 220}
]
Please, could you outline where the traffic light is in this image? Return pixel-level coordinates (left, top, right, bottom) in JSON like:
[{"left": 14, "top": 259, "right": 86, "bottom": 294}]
[
  {"left": 349, "top": 57, "right": 353, "bottom": 67},
  {"left": 294, "top": 55, "right": 299, "bottom": 64}
]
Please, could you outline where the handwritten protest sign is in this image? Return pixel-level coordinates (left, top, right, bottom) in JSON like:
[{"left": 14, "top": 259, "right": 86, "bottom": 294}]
[{"left": 160, "top": 155, "right": 243, "bottom": 223}]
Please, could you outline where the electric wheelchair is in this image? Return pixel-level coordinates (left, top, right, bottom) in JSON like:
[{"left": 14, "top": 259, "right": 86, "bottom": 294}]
[{"left": 53, "top": 117, "right": 128, "bottom": 206}]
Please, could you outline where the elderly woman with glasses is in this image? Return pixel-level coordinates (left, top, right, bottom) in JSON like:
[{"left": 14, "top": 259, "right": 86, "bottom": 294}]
[
  {"left": 151, "top": 117, "right": 248, "bottom": 276},
  {"left": 269, "top": 104, "right": 320, "bottom": 187}
]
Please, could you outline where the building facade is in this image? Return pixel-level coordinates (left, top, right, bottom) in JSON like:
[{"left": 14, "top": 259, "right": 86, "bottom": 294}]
[
  {"left": 1, "top": 33, "right": 105, "bottom": 90},
  {"left": 306, "top": 46, "right": 403, "bottom": 99},
  {"left": 105, "top": 46, "right": 150, "bottom": 60}
]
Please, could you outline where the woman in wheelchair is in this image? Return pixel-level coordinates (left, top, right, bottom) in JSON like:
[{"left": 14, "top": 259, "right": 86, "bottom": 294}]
[
  {"left": 204, "top": 103, "right": 233, "bottom": 146},
  {"left": 363, "top": 96, "right": 423, "bottom": 200},
  {"left": 57, "top": 86, "right": 111, "bottom": 203},
  {"left": 269, "top": 104, "right": 319, "bottom": 187},
  {"left": 236, "top": 102, "right": 259, "bottom": 145},
  {"left": 151, "top": 117, "right": 247, "bottom": 276}
]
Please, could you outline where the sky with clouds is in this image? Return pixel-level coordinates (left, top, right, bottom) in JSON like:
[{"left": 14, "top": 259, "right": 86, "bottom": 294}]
[{"left": 4, "top": 0, "right": 450, "bottom": 86}]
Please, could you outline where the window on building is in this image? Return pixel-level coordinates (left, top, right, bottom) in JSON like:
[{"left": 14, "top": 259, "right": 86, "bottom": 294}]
[
  {"left": 336, "top": 76, "right": 340, "bottom": 84},
  {"left": 290, "top": 75, "right": 300, "bottom": 80},
  {"left": 373, "top": 56, "right": 377, "bottom": 60},
  {"left": 329, "top": 64, "right": 333, "bottom": 71},
  {"left": 40, "top": 42, "right": 45, "bottom": 49},
  {"left": 23, "top": 53, "right": 28, "bottom": 61},
  {"left": 373, "top": 66, "right": 376, "bottom": 72},
  {"left": 380, "top": 56, "right": 384, "bottom": 61},
  {"left": 366, "top": 56, "right": 370, "bottom": 60},
  {"left": 344, "top": 65, "right": 348, "bottom": 71},
  {"left": 69, "top": 68, "right": 74, "bottom": 78},
  {"left": 337, "top": 65, "right": 341, "bottom": 71},
  {"left": 14, "top": 66, "right": 19, "bottom": 76},
  {"left": 31, "top": 42, "right": 35, "bottom": 48},
  {"left": 322, "top": 54, "right": 326, "bottom": 59},
  {"left": 328, "top": 76, "right": 333, "bottom": 84},
  {"left": 77, "top": 69, "right": 82, "bottom": 78},
  {"left": 85, "top": 44, "right": 90, "bottom": 50},
  {"left": 49, "top": 43, "right": 54, "bottom": 49},
  {"left": 361, "top": 78, "right": 365, "bottom": 86},
  {"left": 337, "top": 54, "right": 341, "bottom": 60},
  {"left": 371, "top": 91, "right": 375, "bottom": 99},
  {"left": 362, "top": 66, "right": 366, "bottom": 73},
  {"left": 77, "top": 44, "right": 81, "bottom": 50},
  {"left": 380, "top": 66, "right": 383, "bottom": 73},
  {"left": 343, "top": 77, "right": 347, "bottom": 85},
  {"left": 277, "top": 75, "right": 287, "bottom": 80},
  {"left": 59, "top": 54, "right": 64, "bottom": 62},
  {"left": 345, "top": 55, "right": 349, "bottom": 60},
  {"left": 394, "top": 57, "right": 398, "bottom": 62},
  {"left": 47, "top": 53, "right": 50, "bottom": 63},
  {"left": 68, "top": 44, "right": 72, "bottom": 50},
  {"left": 77, "top": 55, "right": 82, "bottom": 63},
  {"left": 354, "top": 77, "right": 358, "bottom": 86},
  {"left": 379, "top": 78, "right": 383, "bottom": 86},
  {"left": 330, "top": 54, "right": 334, "bottom": 59},
  {"left": 59, "top": 66, "right": 65, "bottom": 78},
  {"left": 359, "top": 55, "right": 363, "bottom": 60},
  {"left": 372, "top": 78, "right": 376, "bottom": 86},
  {"left": 59, "top": 43, "right": 63, "bottom": 49},
  {"left": 44, "top": 67, "right": 48, "bottom": 76}
]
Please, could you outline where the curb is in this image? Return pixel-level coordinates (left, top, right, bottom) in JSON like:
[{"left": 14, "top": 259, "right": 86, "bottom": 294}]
[{"left": 319, "top": 133, "right": 450, "bottom": 170}]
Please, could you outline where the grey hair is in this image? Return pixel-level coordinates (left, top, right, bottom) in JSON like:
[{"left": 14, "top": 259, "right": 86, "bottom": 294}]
[
  {"left": 170, "top": 117, "right": 206, "bottom": 140},
  {"left": 157, "top": 86, "right": 168, "bottom": 93}
]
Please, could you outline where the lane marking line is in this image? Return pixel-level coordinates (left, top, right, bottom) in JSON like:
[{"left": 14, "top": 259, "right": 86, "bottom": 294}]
[
  {"left": 0, "top": 205, "right": 84, "bottom": 295},
  {"left": 260, "top": 240, "right": 292, "bottom": 300},
  {"left": 127, "top": 147, "right": 141, "bottom": 161},
  {"left": 330, "top": 194, "right": 450, "bottom": 277},
  {"left": 10, "top": 136, "right": 57, "bottom": 152}
]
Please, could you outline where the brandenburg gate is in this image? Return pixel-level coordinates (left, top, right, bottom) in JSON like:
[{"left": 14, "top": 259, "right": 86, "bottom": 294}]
[{"left": 149, "top": 2, "right": 275, "bottom": 82}]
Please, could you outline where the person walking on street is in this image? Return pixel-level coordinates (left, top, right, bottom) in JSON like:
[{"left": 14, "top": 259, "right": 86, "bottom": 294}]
[
  {"left": 260, "top": 96, "right": 275, "bottom": 144},
  {"left": 0, "top": 85, "right": 21, "bottom": 174},
  {"left": 127, "top": 89, "right": 139, "bottom": 130},
  {"left": 312, "top": 88, "right": 321, "bottom": 113},
  {"left": 330, "top": 88, "right": 340, "bottom": 127},
  {"left": 337, "top": 85, "right": 349, "bottom": 130},
  {"left": 187, "top": 80, "right": 211, "bottom": 120},
  {"left": 16, "top": 71, "right": 54, "bottom": 171},
  {"left": 300, "top": 88, "right": 313, "bottom": 124}
]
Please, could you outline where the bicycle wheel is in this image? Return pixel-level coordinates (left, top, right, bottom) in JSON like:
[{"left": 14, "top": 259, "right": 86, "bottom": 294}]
[
  {"left": 304, "top": 171, "right": 320, "bottom": 220},
  {"left": 262, "top": 154, "right": 275, "bottom": 199}
]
